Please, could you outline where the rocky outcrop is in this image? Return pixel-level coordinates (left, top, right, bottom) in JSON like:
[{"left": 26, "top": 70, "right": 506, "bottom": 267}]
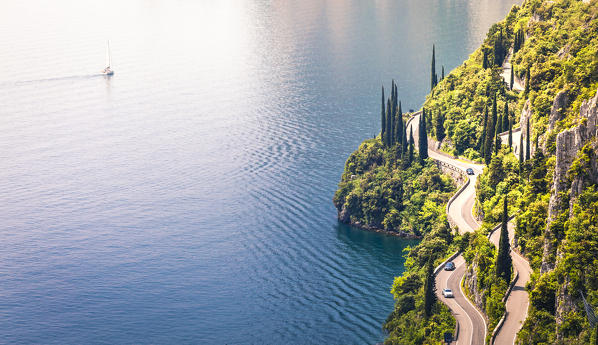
[
  {"left": 570, "top": 140, "right": 598, "bottom": 203},
  {"left": 538, "top": 89, "right": 598, "bottom": 339},
  {"left": 541, "top": 88, "right": 598, "bottom": 270},
  {"left": 549, "top": 90, "right": 569, "bottom": 131},
  {"left": 519, "top": 100, "right": 534, "bottom": 157},
  {"left": 519, "top": 100, "right": 533, "bottom": 131},
  {"left": 338, "top": 207, "right": 350, "bottom": 223},
  {"left": 568, "top": 94, "right": 598, "bottom": 201},
  {"left": 464, "top": 264, "right": 486, "bottom": 312}
]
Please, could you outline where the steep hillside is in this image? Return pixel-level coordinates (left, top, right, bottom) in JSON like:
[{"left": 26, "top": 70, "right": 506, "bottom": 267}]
[
  {"left": 423, "top": 0, "right": 598, "bottom": 343},
  {"left": 335, "top": 0, "right": 598, "bottom": 343}
]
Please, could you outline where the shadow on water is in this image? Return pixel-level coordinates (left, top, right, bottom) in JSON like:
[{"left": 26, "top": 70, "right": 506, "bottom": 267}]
[{"left": 335, "top": 221, "right": 420, "bottom": 261}]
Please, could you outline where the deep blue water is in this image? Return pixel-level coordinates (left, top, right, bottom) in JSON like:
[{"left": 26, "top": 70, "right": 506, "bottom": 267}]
[{"left": 0, "top": 1, "right": 519, "bottom": 343}]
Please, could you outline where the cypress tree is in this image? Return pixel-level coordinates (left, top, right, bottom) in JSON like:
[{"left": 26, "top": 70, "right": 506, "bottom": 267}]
[
  {"left": 390, "top": 104, "right": 395, "bottom": 145},
  {"left": 423, "top": 258, "right": 436, "bottom": 318},
  {"left": 393, "top": 114, "right": 399, "bottom": 147},
  {"left": 479, "top": 106, "right": 488, "bottom": 152},
  {"left": 408, "top": 126, "right": 414, "bottom": 165},
  {"left": 508, "top": 120, "right": 513, "bottom": 149},
  {"left": 484, "top": 116, "right": 494, "bottom": 165},
  {"left": 402, "top": 119, "right": 408, "bottom": 156},
  {"left": 419, "top": 110, "right": 429, "bottom": 162},
  {"left": 441, "top": 65, "right": 445, "bottom": 81},
  {"left": 392, "top": 83, "right": 398, "bottom": 145},
  {"left": 494, "top": 34, "right": 501, "bottom": 66},
  {"left": 389, "top": 81, "right": 396, "bottom": 145},
  {"left": 524, "top": 66, "right": 531, "bottom": 95},
  {"left": 499, "top": 29, "right": 505, "bottom": 63},
  {"left": 526, "top": 117, "right": 531, "bottom": 161},
  {"left": 436, "top": 110, "right": 445, "bottom": 142},
  {"left": 497, "top": 113, "right": 503, "bottom": 135},
  {"left": 495, "top": 131, "right": 501, "bottom": 154},
  {"left": 503, "top": 102, "right": 509, "bottom": 131},
  {"left": 484, "top": 95, "right": 497, "bottom": 164},
  {"left": 381, "top": 86, "right": 386, "bottom": 141},
  {"left": 395, "top": 82, "right": 399, "bottom": 108},
  {"left": 495, "top": 196, "right": 512, "bottom": 283},
  {"left": 482, "top": 49, "right": 488, "bottom": 69},
  {"left": 510, "top": 66, "right": 514, "bottom": 90},
  {"left": 519, "top": 130, "right": 524, "bottom": 162},
  {"left": 396, "top": 101, "right": 403, "bottom": 147},
  {"left": 514, "top": 28, "right": 525, "bottom": 53},
  {"left": 492, "top": 94, "right": 498, "bottom": 133},
  {"left": 431, "top": 45, "right": 437, "bottom": 90},
  {"left": 384, "top": 99, "right": 392, "bottom": 146}
]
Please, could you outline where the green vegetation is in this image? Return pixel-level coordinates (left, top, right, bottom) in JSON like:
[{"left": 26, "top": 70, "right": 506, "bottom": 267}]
[
  {"left": 381, "top": 81, "right": 407, "bottom": 149},
  {"left": 419, "top": 110, "right": 429, "bottom": 162},
  {"left": 333, "top": 134, "right": 454, "bottom": 236},
  {"left": 419, "top": 0, "right": 597, "bottom": 341},
  {"left": 431, "top": 45, "right": 438, "bottom": 91},
  {"left": 495, "top": 196, "right": 512, "bottom": 283},
  {"left": 335, "top": 79, "right": 461, "bottom": 343},
  {"left": 517, "top": 141, "right": 598, "bottom": 344},
  {"left": 337, "top": 0, "right": 598, "bottom": 343},
  {"left": 384, "top": 214, "right": 461, "bottom": 344},
  {"left": 459, "top": 0, "right": 598, "bottom": 342}
]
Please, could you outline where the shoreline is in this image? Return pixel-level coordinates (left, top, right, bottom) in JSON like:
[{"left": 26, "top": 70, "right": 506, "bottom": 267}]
[{"left": 337, "top": 216, "right": 422, "bottom": 239}]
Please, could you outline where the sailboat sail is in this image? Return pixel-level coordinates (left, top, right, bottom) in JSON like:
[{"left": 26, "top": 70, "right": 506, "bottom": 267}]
[
  {"left": 102, "top": 40, "right": 114, "bottom": 75},
  {"left": 106, "top": 41, "right": 111, "bottom": 68}
]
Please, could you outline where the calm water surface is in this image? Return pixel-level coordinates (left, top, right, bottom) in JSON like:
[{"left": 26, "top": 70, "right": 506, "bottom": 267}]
[{"left": 0, "top": 1, "right": 519, "bottom": 343}]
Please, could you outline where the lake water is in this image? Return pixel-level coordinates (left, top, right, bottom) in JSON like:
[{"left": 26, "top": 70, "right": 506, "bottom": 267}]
[{"left": 0, "top": 1, "right": 519, "bottom": 343}]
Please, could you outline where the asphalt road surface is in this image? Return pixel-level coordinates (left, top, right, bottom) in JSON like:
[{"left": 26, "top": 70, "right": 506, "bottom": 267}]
[{"left": 408, "top": 114, "right": 486, "bottom": 345}]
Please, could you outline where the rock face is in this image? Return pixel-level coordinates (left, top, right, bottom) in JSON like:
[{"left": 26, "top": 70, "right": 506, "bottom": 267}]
[
  {"left": 519, "top": 100, "right": 533, "bottom": 131},
  {"left": 569, "top": 93, "right": 598, "bottom": 200},
  {"left": 541, "top": 89, "right": 598, "bottom": 273},
  {"left": 464, "top": 264, "right": 486, "bottom": 312},
  {"left": 519, "top": 100, "right": 534, "bottom": 157},
  {"left": 338, "top": 206, "right": 350, "bottom": 223},
  {"left": 540, "top": 89, "right": 598, "bottom": 337},
  {"left": 549, "top": 90, "right": 569, "bottom": 131}
]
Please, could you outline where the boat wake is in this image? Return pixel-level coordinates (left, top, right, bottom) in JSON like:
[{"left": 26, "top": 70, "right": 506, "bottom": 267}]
[{"left": 11, "top": 74, "right": 104, "bottom": 86}]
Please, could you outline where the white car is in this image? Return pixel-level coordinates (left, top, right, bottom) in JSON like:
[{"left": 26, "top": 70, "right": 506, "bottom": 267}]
[{"left": 442, "top": 288, "right": 454, "bottom": 298}]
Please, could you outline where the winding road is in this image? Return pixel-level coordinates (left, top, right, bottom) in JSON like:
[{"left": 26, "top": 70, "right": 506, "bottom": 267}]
[
  {"left": 407, "top": 113, "right": 531, "bottom": 345},
  {"left": 489, "top": 222, "right": 532, "bottom": 345},
  {"left": 408, "top": 114, "right": 486, "bottom": 345},
  {"left": 501, "top": 48, "right": 525, "bottom": 92}
]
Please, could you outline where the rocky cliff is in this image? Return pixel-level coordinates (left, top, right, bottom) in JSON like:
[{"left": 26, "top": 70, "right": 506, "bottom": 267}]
[
  {"left": 540, "top": 89, "right": 598, "bottom": 338},
  {"left": 541, "top": 89, "right": 598, "bottom": 274}
]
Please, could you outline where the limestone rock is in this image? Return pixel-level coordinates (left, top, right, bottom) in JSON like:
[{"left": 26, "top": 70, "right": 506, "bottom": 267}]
[
  {"left": 338, "top": 206, "right": 350, "bottom": 223},
  {"left": 549, "top": 90, "right": 569, "bottom": 131},
  {"left": 464, "top": 264, "right": 486, "bottom": 312},
  {"left": 519, "top": 99, "right": 532, "bottom": 131},
  {"left": 541, "top": 89, "right": 598, "bottom": 273}
]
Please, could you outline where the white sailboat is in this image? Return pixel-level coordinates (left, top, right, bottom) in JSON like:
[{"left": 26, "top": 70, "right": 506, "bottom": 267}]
[{"left": 101, "top": 40, "right": 114, "bottom": 76}]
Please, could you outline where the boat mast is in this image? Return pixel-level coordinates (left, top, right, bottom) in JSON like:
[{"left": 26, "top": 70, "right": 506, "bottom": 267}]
[{"left": 106, "top": 40, "right": 111, "bottom": 68}]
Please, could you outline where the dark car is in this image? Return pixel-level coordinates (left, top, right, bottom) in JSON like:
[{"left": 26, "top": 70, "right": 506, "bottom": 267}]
[
  {"left": 466, "top": 168, "right": 475, "bottom": 175},
  {"left": 444, "top": 262, "right": 455, "bottom": 271}
]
